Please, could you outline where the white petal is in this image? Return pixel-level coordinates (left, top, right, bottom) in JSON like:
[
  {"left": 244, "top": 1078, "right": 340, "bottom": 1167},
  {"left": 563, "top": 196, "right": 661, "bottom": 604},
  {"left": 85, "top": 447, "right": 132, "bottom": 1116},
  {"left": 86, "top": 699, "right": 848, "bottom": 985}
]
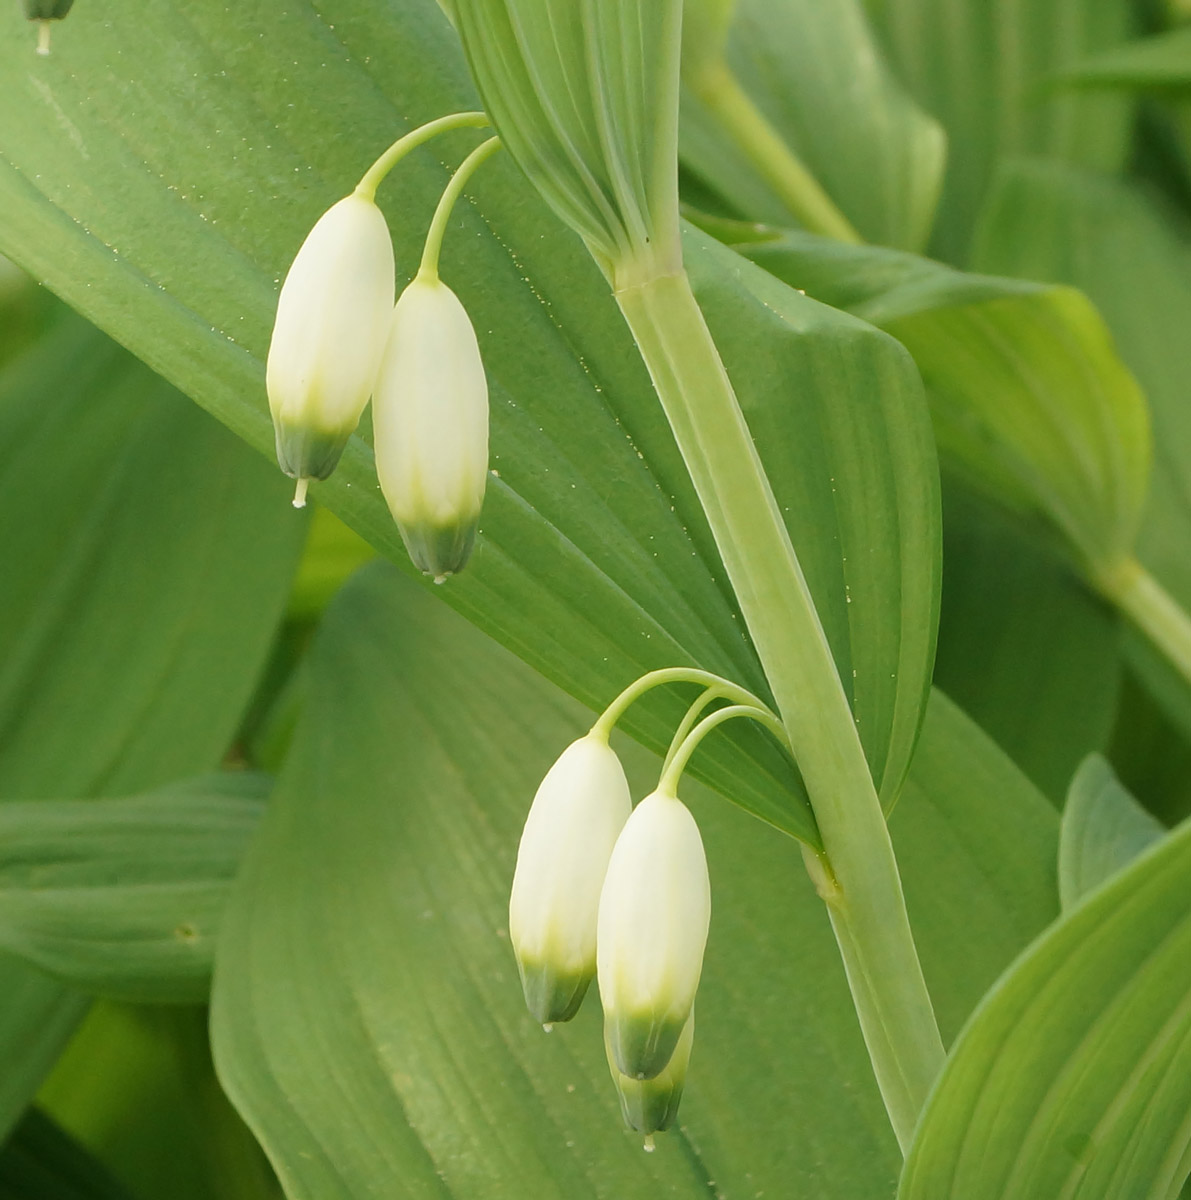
[
  {"left": 509, "top": 735, "right": 632, "bottom": 973},
  {"left": 373, "top": 276, "right": 489, "bottom": 530},
  {"left": 266, "top": 194, "right": 395, "bottom": 435},
  {"left": 597, "top": 790, "right": 710, "bottom": 1076}
]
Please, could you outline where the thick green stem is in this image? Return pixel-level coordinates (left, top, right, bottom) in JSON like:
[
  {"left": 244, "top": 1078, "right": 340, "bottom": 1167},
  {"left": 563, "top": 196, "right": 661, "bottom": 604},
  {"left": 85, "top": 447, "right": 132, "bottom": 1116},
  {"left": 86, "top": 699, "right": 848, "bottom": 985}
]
[
  {"left": 687, "top": 61, "right": 862, "bottom": 244},
  {"left": 1097, "top": 557, "right": 1191, "bottom": 686},
  {"left": 615, "top": 268, "right": 943, "bottom": 1153}
]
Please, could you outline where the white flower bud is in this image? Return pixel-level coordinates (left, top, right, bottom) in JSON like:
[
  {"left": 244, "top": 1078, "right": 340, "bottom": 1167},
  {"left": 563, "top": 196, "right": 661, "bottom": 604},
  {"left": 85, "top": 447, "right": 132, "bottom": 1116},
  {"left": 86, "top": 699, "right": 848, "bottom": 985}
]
[
  {"left": 266, "top": 193, "right": 395, "bottom": 493},
  {"left": 509, "top": 734, "right": 632, "bottom": 1025},
  {"left": 597, "top": 790, "right": 710, "bottom": 1080},
  {"left": 606, "top": 1009, "right": 694, "bottom": 1139},
  {"left": 373, "top": 274, "right": 489, "bottom": 581}
]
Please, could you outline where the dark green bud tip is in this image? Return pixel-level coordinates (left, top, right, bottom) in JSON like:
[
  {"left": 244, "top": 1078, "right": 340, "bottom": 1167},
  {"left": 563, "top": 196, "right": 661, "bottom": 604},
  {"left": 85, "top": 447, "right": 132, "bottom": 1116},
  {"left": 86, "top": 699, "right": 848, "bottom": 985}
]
[
  {"left": 517, "top": 959, "right": 592, "bottom": 1026},
  {"left": 613, "top": 1068, "right": 686, "bottom": 1136},
  {"left": 608, "top": 1011, "right": 689, "bottom": 1081},
  {"left": 274, "top": 423, "right": 351, "bottom": 484},
  {"left": 397, "top": 516, "right": 478, "bottom": 582},
  {"left": 24, "top": 0, "right": 74, "bottom": 20}
]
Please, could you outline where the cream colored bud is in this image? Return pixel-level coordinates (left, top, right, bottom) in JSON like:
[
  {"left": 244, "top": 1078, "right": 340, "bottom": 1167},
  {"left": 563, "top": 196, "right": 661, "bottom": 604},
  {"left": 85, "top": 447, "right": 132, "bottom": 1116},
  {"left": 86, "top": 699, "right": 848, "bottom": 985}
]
[
  {"left": 266, "top": 193, "right": 395, "bottom": 491},
  {"left": 606, "top": 1009, "right": 694, "bottom": 1139},
  {"left": 373, "top": 273, "right": 489, "bottom": 580},
  {"left": 597, "top": 790, "right": 710, "bottom": 1080},
  {"left": 509, "top": 734, "right": 632, "bottom": 1025}
]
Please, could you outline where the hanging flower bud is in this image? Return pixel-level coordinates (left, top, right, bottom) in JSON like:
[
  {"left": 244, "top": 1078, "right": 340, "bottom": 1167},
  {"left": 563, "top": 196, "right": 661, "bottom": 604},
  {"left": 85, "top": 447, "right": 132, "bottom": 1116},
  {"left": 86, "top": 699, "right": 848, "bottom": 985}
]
[
  {"left": 598, "top": 790, "right": 710, "bottom": 1080},
  {"left": 372, "top": 273, "right": 489, "bottom": 581},
  {"left": 606, "top": 1009, "right": 694, "bottom": 1142},
  {"left": 265, "top": 193, "right": 395, "bottom": 502},
  {"left": 508, "top": 733, "right": 632, "bottom": 1026}
]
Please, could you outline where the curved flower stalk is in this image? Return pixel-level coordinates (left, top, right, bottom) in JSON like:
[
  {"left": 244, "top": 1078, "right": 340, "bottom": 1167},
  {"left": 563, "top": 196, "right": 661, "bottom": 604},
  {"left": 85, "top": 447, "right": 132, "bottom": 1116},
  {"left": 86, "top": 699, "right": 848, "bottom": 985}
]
[{"left": 508, "top": 733, "right": 632, "bottom": 1025}]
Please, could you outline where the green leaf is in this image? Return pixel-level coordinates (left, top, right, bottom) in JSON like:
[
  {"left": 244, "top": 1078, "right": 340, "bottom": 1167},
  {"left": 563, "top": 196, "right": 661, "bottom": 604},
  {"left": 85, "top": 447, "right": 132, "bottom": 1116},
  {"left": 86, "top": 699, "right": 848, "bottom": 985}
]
[
  {"left": 742, "top": 231, "right": 1150, "bottom": 580},
  {"left": 0, "top": 1108, "right": 135, "bottom": 1200},
  {"left": 212, "top": 563, "right": 1057, "bottom": 1200},
  {"left": 972, "top": 161, "right": 1191, "bottom": 731},
  {"left": 0, "top": 312, "right": 305, "bottom": 1137},
  {"left": 679, "top": 0, "right": 945, "bottom": 249},
  {"left": 0, "top": 774, "right": 267, "bottom": 1003},
  {"left": 0, "top": 0, "right": 940, "bottom": 843},
  {"left": 872, "top": 0, "right": 1135, "bottom": 261},
  {"left": 1059, "top": 755, "right": 1165, "bottom": 910},
  {"left": 1062, "top": 28, "right": 1191, "bottom": 90},
  {"left": 900, "top": 812, "right": 1191, "bottom": 1200},
  {"left": 934, "top": 483, "right": 1120, "bottom": 804}
]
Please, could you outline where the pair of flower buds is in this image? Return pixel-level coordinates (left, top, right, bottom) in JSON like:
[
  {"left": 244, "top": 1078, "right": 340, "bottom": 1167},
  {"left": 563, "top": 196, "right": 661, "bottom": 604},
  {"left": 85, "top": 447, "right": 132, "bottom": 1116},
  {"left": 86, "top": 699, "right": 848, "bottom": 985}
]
[
  {"left": 266, "top": 170, "right": 489, "bottom": 581},
  {"left": 509, "top": 731, "right": 711, "bottom": 1140}
]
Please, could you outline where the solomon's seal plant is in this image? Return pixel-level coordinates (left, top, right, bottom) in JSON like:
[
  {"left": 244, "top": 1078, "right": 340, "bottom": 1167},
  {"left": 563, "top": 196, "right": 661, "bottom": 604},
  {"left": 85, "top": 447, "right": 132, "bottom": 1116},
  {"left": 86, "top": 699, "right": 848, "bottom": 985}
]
[{"left": 7, "top": 0, "right": 1191, "bottom": 1196}]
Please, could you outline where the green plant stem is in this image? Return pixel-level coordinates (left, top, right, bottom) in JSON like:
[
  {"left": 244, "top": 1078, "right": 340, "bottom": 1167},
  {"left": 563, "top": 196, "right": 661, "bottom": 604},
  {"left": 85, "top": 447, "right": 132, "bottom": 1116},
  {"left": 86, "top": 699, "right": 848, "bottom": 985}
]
[
  {"left": 1097, "top": 557, "right": 1191, "bottom": 686},
  {"left": 590, "top": 666, "right": 773, "bottom": 740},
  {"left": 354, "top": 111, "right": 489, "bottom": 201},
  {"left": 687, "top": 61, "right": 862, "bottom": 244},
  {"left": 615, "top": 267, "right": 943, "bottom": 1153},
  {"left": 660, "top": 703, "right": 791, "bottom": 794},
  {"left": 418, "top": 136, "right": 502, "bottom": 280}
]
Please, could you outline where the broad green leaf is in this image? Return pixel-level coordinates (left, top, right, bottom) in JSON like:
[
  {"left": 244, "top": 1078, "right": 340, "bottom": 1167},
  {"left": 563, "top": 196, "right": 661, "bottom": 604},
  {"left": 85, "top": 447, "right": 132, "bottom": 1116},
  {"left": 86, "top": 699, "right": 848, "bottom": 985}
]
[
  {"left": 972, "top": 161, "right": 1191, "bottom": 732},
  {"left": 900, "top": 813, "right": 1191, "bottom": 1200},
  {"left": 212, "top": 563, "right": 1056, "bottom": 1200},
  {"left": 934, "top": 483, "right": 1119, "bottom": 804},
  {"left": 873, "top": 0, "right": 1134, "bottom": 261},
  {"left": 0, "top": 1108, "right": 134, "bottom": 1200},
  {"left": 0, "top": 774, "right": 267, "bottom": 1003},
  {"left": 0, "top": 0, "right": 940, "bottom": 843},
  {"left": 678, "top": 0, "right": 945, "bottom": 249},
  {"left": 0, "top": 313, "right": 305, "bottom": 1137},
  {"left": 1059, "top": 754, "right": 1165, "bottom": 910},
  {"left": 742, "top": 231, "right": 1150, "bottom": 580}
]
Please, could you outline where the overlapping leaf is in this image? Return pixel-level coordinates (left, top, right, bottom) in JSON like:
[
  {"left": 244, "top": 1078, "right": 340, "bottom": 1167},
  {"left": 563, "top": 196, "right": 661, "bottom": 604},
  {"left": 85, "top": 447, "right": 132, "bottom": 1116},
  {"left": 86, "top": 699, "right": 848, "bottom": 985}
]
[
  {"left": 0, "top": 1108, "right": 135, "bottom": 1200},
  {"left": 212, "top": 564, "right": 1057, "bottom": 1200},
  {"left": 0, "top": 774, "right": 267, "bottom": 1003},
  {"left": 742, "top": 231, "right": 1150, "bottom": 581},
  {"left": 0, "top": 313, "right": 305, "bottom": 1137},
  {"left": 678, "top": 0, "right": 945, "bottom": 249},
  {"left": 872, "top": 0, "right": 1134, "bottom": 261},
  {"left": 973, "top": 161, "right": 1191, "bottom": 730},
  {"left": 901, "top": 813, "right": 1191, "bottom": 1200},
  {"left": 0, "top": 0, "right": 941, "bottom": 841},
  {"left": 1058, "top": 755, "right": 1164, "bottom": 909}
]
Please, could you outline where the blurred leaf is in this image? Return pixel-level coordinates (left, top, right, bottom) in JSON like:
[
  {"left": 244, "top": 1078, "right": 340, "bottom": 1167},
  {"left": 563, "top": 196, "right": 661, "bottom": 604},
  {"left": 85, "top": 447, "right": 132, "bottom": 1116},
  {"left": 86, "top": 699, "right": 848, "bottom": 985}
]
[
  {"left": 900, "top": 811, "right": 1191, "bottom": 1200},
  {"left": 1062, "top": 28, "right": 1191, "bottom": 90},
  {"left": 1059, "top": 754, "right": 1165, "bottom": 910},
  {"left": 872, "top": 0, "right": 1135, "bottom": 261},
  {"left": 0, "top": 774, "right": 267, "bottom": 1003},
  {"left": 973, "top": 161, "right": 1191, "bottom": 731},
  {"left": 742, "top": 231, "right": 1150, "bottom": 581},
  {"left": 679, "top": 0, "right": 945, "bottom": 248},
  {"left": 0, "top": 1108, "right": 134, "bottom": 1200},
  {"left": 287, "top": 509, "right": 376, "bottom": 622},
  {"left": 212, "top": 563, "right": 1057, "bottom": 1200},
  {"left": 934, "top": 482, "right": 1119, "bottom": 804},
  {"left": 0, "top": 0, "right": 942, "bottom": 844},
  {"left": 0, "top": 313, "right": 306, "bottom": 1136},
  {"left": 39, "top": 1004, "right": 280, "bottom": 1200}
]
